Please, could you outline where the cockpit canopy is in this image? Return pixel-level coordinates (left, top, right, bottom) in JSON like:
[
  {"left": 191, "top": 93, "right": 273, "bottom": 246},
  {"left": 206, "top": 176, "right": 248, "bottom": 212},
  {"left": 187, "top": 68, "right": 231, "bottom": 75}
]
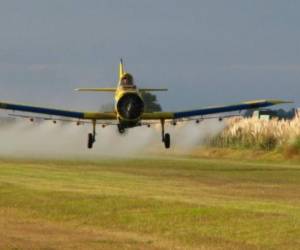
[{"left": 120, "top": 73, "right": 136, "bottom": 88}]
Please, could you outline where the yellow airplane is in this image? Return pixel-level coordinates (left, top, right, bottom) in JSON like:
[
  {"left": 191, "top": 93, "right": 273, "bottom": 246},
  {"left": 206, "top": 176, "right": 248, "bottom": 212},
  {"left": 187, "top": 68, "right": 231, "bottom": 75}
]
[{"left": 0, "top": 59, "right": 291, "bottom": 149}]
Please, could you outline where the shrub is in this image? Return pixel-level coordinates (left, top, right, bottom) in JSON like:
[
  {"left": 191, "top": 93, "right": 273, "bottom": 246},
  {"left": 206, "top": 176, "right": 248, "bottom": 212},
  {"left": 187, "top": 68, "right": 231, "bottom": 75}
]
[{"left": 208, "top": 112, "right": 300, "bottom": 151}]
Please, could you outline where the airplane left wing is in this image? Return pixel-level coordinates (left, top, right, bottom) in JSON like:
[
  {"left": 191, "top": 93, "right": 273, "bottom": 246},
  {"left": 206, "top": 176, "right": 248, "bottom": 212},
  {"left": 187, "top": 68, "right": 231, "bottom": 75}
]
[
  {"left": 0, "top": 101, "right": 116, "bottom": 120},
  {"left": 141, "top": 99, "right": 292, "bottom": 120}
]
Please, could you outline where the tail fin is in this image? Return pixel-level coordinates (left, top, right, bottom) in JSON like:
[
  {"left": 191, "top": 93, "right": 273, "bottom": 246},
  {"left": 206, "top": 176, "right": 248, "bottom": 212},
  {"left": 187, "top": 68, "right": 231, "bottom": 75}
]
[{"left": 119, "top": 58, "right": 125, "bottom": 81}]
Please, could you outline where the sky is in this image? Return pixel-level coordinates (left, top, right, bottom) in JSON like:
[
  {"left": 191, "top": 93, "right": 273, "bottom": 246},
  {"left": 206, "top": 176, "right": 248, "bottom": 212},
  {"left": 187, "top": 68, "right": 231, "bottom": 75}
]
[{"left": 0, "top": 0, "right": 299, "bottom": 111}]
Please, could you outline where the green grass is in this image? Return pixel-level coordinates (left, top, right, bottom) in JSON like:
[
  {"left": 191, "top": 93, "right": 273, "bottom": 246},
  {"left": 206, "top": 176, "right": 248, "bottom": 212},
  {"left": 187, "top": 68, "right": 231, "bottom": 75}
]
[{"left": 0, "top": 157, "right": 299, "bottom": 249}]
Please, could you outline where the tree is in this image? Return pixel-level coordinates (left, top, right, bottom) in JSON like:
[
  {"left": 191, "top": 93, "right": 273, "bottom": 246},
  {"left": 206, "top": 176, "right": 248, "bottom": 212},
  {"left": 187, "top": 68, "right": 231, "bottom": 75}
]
[
  {"left": 141, "top": 92, "right": 162, "bottom": 112},
  {"left": 99, "top": 92, "right": 162, "bottom": 112},
  {"left": 99, "top": 102, "right": 114, "bottom": 112}
]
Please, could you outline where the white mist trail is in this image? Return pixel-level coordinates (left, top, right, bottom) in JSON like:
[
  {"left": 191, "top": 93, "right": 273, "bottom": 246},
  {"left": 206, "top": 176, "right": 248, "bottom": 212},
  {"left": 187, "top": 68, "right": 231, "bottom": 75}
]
[{"left": 0, "top": 119, "right": 225, "bottom": 159}]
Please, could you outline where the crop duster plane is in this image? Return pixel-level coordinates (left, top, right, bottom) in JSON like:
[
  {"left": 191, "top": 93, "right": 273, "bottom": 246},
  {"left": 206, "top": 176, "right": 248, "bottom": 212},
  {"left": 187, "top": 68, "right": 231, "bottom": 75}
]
[{"left": 0, "top": 60, "right": 290, "bottom": 149}]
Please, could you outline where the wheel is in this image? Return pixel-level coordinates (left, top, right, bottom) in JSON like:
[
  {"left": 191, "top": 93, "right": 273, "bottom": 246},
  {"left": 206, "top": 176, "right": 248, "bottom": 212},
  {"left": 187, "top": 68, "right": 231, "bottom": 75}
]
[
  {"left": 87, "top": 133, "right": 94, "bottom": 149},
  {"left": 164, "top": 133, "right": 171, "bottom": 149}
]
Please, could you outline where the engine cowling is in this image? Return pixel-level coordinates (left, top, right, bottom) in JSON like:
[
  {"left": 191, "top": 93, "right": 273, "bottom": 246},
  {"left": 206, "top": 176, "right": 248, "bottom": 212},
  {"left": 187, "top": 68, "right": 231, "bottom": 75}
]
[{"left": 116, "top": 93, "right": 144, "bottom": 120}]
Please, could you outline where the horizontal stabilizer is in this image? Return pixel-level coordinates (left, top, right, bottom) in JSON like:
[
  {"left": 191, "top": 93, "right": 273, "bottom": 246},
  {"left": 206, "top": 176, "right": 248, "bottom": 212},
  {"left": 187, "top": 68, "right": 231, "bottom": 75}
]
[
  {"left": 75, "top": 88, "right": 117, "bottom": 92},
  {"left": 75, "top": 88, "right": 167, "bottom": 92},
  {"left": 139, "top": 88, "right": 168, "bottom": 92}
]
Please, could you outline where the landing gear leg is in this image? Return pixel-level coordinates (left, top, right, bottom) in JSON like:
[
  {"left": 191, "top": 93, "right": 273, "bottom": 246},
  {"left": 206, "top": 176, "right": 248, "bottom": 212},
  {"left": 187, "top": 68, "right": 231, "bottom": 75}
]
[
  {"left": 88, "top": 120, "right": 96, "bottom": 149},
  {"left": 161, "top": 119, "right": 171, "bottom": 149}
]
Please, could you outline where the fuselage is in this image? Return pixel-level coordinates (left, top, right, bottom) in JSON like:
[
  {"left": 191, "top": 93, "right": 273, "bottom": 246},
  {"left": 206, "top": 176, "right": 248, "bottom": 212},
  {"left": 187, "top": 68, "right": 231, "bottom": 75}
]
[{"left": 114, "top": 73, "right": 144, "bottom": 128}]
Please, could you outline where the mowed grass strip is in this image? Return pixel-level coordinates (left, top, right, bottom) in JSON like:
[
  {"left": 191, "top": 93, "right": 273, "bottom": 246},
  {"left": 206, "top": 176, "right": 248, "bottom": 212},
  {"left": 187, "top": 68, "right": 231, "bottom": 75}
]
[{"left": 0, "top": 157, "right": 299, "bottom": 249}]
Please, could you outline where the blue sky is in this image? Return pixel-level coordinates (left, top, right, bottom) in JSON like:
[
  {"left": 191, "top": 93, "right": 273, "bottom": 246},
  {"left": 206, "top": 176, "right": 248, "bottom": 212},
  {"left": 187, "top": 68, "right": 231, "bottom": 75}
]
[{"left": 0, "top": 0, "right": 299, "bottom": 111}]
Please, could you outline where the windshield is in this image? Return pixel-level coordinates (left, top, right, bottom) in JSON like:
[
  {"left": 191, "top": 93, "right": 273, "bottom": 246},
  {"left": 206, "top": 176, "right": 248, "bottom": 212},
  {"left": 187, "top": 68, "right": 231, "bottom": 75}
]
[{"left": 120, "top": 73, "right": 135, "bottom": 87}]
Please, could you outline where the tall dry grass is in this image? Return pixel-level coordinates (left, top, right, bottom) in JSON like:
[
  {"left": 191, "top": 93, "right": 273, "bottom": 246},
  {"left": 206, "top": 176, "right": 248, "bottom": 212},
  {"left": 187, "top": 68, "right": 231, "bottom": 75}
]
[{"left": 208, "top": 112, "right": 300, "bottom": 151}]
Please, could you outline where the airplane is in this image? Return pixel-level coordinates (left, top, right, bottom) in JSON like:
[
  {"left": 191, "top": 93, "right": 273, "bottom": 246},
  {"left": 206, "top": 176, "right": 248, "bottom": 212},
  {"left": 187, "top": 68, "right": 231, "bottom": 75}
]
[{"left": 0, "top": 59, "right": 291, "bottom": 149}]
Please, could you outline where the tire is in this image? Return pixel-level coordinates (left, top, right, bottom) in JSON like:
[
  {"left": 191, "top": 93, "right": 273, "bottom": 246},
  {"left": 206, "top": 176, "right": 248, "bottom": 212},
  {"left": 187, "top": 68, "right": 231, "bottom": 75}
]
[
  {"left": 164, "top": 133, "right": 171, "bottom": 149},
  {"left": 87, "top": 133, "right": 94, "bottom": 149}
]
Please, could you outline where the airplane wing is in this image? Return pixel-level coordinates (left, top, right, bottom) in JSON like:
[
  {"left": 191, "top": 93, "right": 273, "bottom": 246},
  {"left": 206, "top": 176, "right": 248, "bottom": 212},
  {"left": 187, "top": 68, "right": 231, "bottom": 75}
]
[
  {"left": 0, "top": 101, "right": 116, "bottom": 120},
  {"left": 141, "top": 99, "right": 292, "bottom": 120},
  {"left": 0, "top": 99, "right": 291, "bottom": 124}
]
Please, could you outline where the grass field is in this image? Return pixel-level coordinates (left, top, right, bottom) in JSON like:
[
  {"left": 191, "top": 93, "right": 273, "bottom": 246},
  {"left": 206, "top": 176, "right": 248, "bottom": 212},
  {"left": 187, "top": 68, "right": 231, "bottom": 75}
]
[{"left": 0, "top": 156, "right": 299, "bottom": 249}]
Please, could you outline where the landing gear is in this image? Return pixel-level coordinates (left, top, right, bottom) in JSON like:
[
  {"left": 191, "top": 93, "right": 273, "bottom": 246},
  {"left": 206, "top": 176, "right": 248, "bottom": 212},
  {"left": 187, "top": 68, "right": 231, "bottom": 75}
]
[
  {"left": 87, "top": 120, "right": 96, "bottom": 149},
  {"left": 87, "top": 133, "right": 95, "bottom": 149},
  {"left": 161, "top": 119, "right": 171, "bottom": 149},
  {"left": 164, "top": 133, "right": 171, "bottom": 149}
]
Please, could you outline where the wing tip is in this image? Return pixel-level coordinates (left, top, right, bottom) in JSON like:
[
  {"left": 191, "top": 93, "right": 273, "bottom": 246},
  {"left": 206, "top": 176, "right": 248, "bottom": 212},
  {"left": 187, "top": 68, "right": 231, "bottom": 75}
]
[
  {"left": 244, "top": 99, "right": 293, "bottom": 105},
  {"left": 267, "top": 99, "right": 294, "bottom": 105}
]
